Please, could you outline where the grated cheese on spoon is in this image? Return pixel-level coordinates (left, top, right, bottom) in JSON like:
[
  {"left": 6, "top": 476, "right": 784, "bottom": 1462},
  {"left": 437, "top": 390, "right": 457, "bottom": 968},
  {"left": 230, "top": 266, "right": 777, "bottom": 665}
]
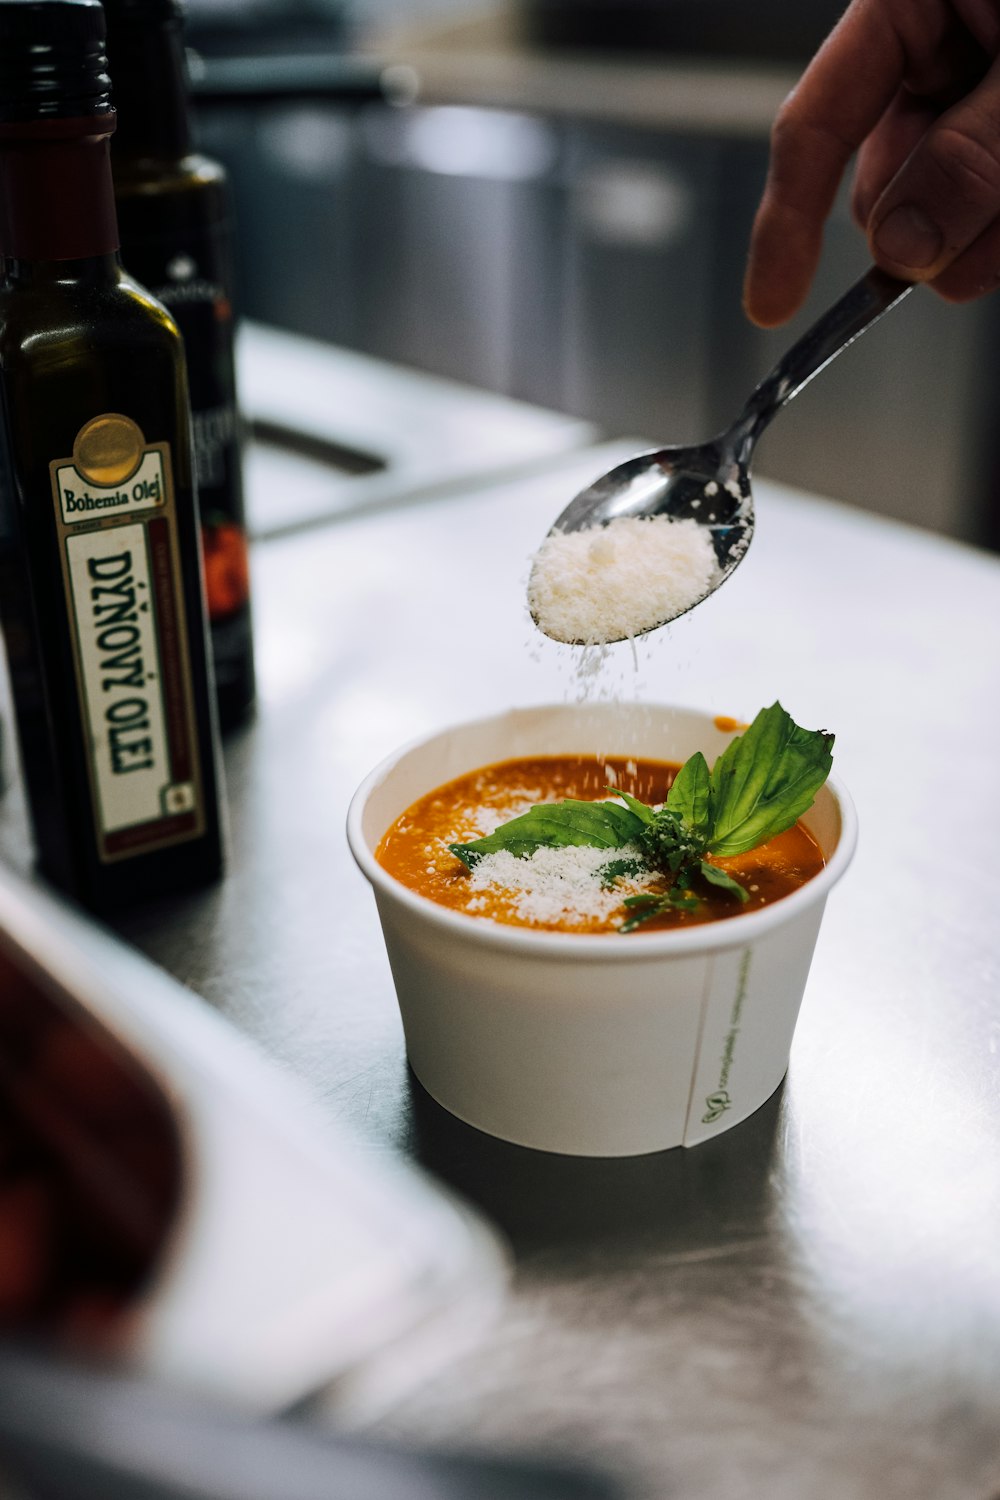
[{"left": 528, "top": 515, "right": 718, "bottom": 644}]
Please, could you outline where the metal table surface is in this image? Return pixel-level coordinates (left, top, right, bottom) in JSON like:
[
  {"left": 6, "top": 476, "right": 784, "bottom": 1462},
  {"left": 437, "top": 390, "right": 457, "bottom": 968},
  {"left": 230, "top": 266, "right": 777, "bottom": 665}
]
[
  {"left": 236, "top": 322, "right": 597, "bottom": 540},
  {"left": 2, "top": 440, "right": 1000, "bottom": 1499}
]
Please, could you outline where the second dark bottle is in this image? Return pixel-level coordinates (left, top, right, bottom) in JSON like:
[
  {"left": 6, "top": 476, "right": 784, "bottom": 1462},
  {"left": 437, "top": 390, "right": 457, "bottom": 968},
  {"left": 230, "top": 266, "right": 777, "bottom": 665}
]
[{"left": 104, "top": 0, "right": 255, "bottom": 731}]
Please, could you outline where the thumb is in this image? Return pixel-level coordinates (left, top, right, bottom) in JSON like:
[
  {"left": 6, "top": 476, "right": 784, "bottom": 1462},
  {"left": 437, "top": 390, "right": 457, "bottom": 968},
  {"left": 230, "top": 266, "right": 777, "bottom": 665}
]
[{"left": 868, "top": 67, "right": 1000, "bottom": 279}]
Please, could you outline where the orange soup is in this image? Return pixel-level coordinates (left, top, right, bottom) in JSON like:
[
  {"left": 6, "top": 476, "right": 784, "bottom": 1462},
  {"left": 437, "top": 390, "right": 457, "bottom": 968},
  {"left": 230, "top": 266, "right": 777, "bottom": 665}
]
[{"left": 376, "top": 754, "right": 825, "bottom": 936}]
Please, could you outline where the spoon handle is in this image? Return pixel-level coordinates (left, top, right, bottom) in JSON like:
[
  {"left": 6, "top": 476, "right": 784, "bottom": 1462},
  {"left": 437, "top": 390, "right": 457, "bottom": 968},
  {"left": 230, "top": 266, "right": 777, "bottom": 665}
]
[{"left": 734, "top": 266, "right": 913, "bottom": 450}]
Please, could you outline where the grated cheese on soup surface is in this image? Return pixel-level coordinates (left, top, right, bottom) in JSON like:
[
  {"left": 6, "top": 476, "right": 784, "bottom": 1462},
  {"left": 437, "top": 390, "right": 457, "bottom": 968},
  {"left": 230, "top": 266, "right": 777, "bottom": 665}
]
[{"left": 376, "top": 755, "right": 825, "bottom": 936}]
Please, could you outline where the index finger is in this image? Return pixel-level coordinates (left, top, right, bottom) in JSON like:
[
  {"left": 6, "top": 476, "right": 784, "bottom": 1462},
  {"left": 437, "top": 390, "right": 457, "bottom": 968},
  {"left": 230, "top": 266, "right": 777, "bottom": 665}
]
[{"left": 744, "top": 0, "right": 914, "bottom": 326}]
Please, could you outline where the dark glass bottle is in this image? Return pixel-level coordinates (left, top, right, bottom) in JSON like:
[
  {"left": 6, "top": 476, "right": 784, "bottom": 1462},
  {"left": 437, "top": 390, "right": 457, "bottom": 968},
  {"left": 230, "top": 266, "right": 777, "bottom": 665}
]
[
  {"left": 104, "top": 0, "right": 255, "bottom": 731},
  {"left": 0, "top": 0, "right": 224, "bottom": 912}
]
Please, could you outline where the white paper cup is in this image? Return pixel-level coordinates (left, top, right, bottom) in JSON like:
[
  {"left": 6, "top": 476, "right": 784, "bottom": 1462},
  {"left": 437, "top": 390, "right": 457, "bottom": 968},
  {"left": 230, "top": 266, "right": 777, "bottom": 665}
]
[{"left": 348, "top": 704, "right": 856, "bottom": 1157}]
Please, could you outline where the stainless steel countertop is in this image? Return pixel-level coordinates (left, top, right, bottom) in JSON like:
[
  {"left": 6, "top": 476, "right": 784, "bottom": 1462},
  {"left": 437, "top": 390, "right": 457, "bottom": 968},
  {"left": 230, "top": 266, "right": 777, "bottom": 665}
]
[
  {"left": 2, "top": 436, "right": 999, "bottom": 1499},
  {"left": 238, "top": 322, "right": 597, "bottom": 539}
]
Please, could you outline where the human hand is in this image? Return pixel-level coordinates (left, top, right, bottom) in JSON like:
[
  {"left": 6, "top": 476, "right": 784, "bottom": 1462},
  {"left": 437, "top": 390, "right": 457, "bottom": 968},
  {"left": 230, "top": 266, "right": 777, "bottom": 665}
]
[{"left": 743, "top": 0, "right": 1000, "bottom": 326}]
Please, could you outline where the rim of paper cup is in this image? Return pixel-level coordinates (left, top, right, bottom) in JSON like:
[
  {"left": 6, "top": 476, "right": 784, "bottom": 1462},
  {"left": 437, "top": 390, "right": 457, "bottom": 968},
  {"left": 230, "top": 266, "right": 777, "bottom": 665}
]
[{"left": 347, "top": 705, "right": 858, "bottom": 963}]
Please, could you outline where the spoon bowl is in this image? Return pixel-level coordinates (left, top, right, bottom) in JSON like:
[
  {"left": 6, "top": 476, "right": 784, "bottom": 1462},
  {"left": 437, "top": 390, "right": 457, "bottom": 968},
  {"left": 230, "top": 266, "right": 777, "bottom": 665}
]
[
  {"left": 552, "top": 437, "right": 753, "bottom": 568},
  {"left": 531, "top": 267, "right": 912, "bottom": 643}
]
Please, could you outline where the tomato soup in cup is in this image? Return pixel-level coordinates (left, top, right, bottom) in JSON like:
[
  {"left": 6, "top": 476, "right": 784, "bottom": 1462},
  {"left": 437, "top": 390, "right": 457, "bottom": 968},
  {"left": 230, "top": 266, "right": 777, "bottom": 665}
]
[{"left": 347, "top": 703, "right": 856, "bottom": 1157}]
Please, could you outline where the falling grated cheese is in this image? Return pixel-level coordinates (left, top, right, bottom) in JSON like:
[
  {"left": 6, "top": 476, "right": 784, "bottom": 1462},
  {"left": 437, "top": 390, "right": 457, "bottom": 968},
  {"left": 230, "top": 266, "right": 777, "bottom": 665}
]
[
  {"left": 528, "top": 516, "right": 718, "bottom": 645},
  {"left": 465, "top": 843, "right": 650, "bottom": 928}
]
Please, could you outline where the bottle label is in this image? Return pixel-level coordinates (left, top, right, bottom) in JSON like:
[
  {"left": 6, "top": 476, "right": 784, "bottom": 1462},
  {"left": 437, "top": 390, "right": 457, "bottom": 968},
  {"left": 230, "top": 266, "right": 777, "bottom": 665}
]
[
  {"left": 50, "top": 414, "right": 206, "bottom": 862},
  {"left": 190, "top": 402, "right": 238, "bottom": 493}
]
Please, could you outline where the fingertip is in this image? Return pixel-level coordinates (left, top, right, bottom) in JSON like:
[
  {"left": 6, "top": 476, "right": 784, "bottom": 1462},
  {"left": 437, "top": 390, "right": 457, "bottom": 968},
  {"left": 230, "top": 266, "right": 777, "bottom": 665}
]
[
  {"left": 742, "top": 243, "right": 807, "bottom": 327},
  {"left": 741, "top": 282, "right": 793, "bottom": 328},
  {"left": 743, "top": 197, "right": 823, "bottom": 327}
]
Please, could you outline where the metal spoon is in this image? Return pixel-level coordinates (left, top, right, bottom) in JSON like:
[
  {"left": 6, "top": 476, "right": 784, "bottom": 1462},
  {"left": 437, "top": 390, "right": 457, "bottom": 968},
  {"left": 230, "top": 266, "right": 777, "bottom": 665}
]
[{"left": 532, "top": 266, "right": 912, "bottom": 643}]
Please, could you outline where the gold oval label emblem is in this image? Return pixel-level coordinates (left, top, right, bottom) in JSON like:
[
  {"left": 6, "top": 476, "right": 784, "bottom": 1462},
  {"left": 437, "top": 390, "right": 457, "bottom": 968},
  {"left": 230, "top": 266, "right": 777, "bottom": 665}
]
[{"left": 73, "top": 414, "right": 145, "bottom": 487}]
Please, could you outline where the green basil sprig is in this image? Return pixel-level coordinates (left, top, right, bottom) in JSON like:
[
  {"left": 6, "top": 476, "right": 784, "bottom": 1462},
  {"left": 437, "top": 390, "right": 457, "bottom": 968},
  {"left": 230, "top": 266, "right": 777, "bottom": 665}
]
[
  {"left": 708, "top": 702, "right": 835, "bottom": 856},
  {"left": 449, "top": 704, "right": 833, "bottom": 931},
  {"left": 448, "top": 798, "right": 645, "bottom": 869}
]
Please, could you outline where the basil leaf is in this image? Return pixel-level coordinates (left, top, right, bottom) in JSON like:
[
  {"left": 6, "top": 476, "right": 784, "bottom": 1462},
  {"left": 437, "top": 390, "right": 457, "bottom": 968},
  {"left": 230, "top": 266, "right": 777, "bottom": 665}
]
[
  {"left": 612, "top": 789, "right": 655, "bottom": 826},
  {"left": 709, "top": 702, "right": 834, "bottom": 858},
  {"left": 449, "top": 798, "right": 646, "bottom": 869},
  {"left": 619, "top": 887, "right": 700, "bottom": 932},
  {"left": 698, "top": 860, "right": 750, "bottom": 903},
  {"left": 619, "top": 893, "right": 671, "bottom": 933},
  {"left": 666, "top": 751, "right": 713, "bottom": 841},
  {"left": 619, "top": 903, "right": 666, "bottom": 934}
]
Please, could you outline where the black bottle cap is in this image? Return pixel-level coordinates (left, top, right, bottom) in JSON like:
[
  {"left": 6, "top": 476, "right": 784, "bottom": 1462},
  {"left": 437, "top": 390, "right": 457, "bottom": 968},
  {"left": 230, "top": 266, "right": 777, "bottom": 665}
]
[{"left": 0, "top": 0, "right": 112, "bottom": 122}]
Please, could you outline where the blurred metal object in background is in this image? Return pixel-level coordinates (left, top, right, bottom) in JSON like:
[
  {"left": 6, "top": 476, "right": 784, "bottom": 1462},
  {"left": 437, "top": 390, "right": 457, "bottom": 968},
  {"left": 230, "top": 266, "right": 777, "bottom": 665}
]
[
  {"left": 357, "top": 105, "right": 558, "bottom": 392},
  {"left": 518, "top": 0, "right": 847, "bottom": 62},
  {"left": 183, "top": 0, "right": 1000, "bottom": 551},
  {"left": 214, "top": 96, "right": 999, "bottom": 548},
  {"left": 184, "top": 0, "right": 351, "bottom": 58},
  {"left": 560, "top": 124, "right": 718, "bottom": 446}
]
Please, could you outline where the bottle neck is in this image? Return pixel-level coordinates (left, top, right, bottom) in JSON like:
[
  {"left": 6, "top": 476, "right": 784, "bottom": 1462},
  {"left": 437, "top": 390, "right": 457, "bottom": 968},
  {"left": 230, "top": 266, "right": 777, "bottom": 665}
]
[
  {"left": 108, "top": 20, "right": 192, "bottom": 165},
  {"left": 0, "top": 114, "right": 120, "bottom": 262},
  {"left": 3, "top": 252, "right": 121, "bottom": 286}
]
